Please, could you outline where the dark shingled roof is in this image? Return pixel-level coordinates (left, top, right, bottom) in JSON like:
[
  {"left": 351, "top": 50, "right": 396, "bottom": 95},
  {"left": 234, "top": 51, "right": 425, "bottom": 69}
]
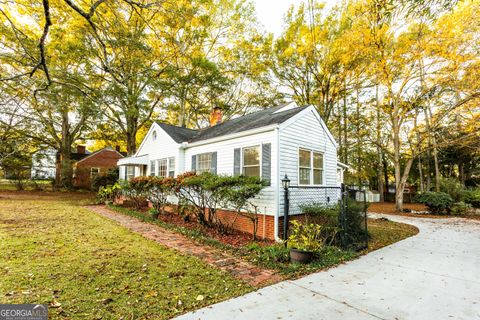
[
  {"left": 156, "top": 122, "right": 198, "bottom": 143},
  {"left": 157, "top": 104, "right": 308, "bottom": 143},
  {"left": 190, "top": 104, "right": 308, "bottom": 142}
]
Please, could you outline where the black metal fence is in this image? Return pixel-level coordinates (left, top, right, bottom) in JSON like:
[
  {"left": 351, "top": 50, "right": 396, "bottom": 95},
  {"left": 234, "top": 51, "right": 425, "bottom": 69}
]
[{"left": 283, "top": 184, "right": 368, "bottom": 251}]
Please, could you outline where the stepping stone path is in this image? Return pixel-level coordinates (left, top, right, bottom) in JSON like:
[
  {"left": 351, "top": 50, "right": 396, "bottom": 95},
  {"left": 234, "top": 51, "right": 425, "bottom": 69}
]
[{"left": 85, "top": 205, "right": 284, "bottom": 287}]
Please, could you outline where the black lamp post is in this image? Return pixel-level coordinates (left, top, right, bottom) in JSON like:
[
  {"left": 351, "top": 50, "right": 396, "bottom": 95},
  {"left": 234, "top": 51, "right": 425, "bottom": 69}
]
[{"left": 282, "top": 174, "right": 290, "bottom": 242}]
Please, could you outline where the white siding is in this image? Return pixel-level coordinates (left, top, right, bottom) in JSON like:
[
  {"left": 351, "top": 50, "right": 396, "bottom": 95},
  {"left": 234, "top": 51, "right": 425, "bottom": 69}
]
[
  {"left": 279, "top": 109, "right": 339, "bottom": 215},
  {"left": 185, "top": 130, "right": 278, "bottom": 216},
  {"left": 135, "top": 123, "right": 183, "bottom": 176},
  {"left": 31, "top": 149, "right": 56, "bottom": 179}
]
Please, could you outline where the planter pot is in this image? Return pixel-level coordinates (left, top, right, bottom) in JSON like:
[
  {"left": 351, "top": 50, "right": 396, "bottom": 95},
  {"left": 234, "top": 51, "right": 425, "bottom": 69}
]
[{"left": 289, "top": 248, "right": 315, "bottom": 264}]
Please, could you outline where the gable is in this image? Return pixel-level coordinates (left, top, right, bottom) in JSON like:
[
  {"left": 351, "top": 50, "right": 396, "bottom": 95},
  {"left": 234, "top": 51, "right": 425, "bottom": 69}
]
[
  {"left": 135, "top": 123, "right": 180, "bottom": 157},
  {"left": 76, "top": 149, "right": 123, "bottom": 168},
  {"left": 279, "top": 106, "right": 338, "bottom": 148}
]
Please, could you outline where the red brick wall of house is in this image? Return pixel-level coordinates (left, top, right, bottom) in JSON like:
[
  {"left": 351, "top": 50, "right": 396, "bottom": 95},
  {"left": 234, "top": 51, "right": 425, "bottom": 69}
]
[
  {"left": 114, "top": 197, "right": 311, "bottom": 241},
  {"left": 114, "top": 196, "right": 278, "bottom": 240},
  {"left": 74, "top": 149, "right": 123, "bottom": 189}
]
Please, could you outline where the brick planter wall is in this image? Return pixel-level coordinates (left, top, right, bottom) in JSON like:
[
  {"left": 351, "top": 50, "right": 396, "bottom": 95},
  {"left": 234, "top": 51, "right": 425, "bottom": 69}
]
[{"left": 114, "top": 196, "right": 278, "bottom": 240}]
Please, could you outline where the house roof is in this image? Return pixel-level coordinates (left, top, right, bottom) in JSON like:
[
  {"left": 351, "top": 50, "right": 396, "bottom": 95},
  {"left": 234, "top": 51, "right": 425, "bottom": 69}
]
[
  {"left": 156, "top": 103, "right": 308, "bottom": 144},
  {"left": 156, "top": 122, "right": 198, "bottom": 143},
  {"left": 75, "top": 147, "right": 124, "bottom": 165},
  {"left": 69, "top": 151, "right": 90, "bottom": 161}
]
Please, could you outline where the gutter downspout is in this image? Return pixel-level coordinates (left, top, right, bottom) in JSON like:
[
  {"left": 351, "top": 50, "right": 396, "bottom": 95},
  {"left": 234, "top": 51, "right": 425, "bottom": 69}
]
[{"left": 274, "top": 126, "right": 281, "bottom": 241}]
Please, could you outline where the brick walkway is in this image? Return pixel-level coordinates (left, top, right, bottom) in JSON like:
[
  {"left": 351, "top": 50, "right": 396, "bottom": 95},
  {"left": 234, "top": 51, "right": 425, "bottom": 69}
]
[{"left": 84, "top": 205, "right": 283, "bottom": 287}]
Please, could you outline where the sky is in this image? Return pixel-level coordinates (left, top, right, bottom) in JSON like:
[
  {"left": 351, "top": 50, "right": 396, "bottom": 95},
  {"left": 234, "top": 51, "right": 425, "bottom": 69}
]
[{"left": 252, "top": 0, "right": 338, "bottom": 37}]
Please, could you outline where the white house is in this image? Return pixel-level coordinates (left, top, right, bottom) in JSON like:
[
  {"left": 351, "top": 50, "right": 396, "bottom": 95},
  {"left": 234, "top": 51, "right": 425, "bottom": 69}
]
[
  {"left": 118, "top": 102, "right": 341, "bottom": 240},
  {"left": 31, "top": 149, "right": 57, "bottom": 179}
]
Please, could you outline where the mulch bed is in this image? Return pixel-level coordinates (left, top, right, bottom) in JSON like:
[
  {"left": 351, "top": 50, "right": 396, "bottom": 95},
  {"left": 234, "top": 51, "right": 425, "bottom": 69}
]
[
  {"left": 368, "top": 202, "right": 480, "bottom": 220},
  {"left": 368, "top": 202, "right": 427, "bottom": 214},
  {"left": 125, "top": 205, "right": 274, "bottom": 248}
]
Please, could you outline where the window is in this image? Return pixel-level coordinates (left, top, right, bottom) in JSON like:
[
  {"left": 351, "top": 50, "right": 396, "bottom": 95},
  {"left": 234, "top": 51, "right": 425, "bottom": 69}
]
[
  {"left": 242, "top": 146, "right": 260, "bottom": 177},
  {"left": 298, "top": 149, "right": 324, "bottom": 185},
  {"left": 157, "top": 158, "right": 167, "bottom": 177},
  {"left": 197, "top": 153, "right": 212, "bottom": 173},
  {"left": 313, "top": 152, "right": 323, "bottom": 185},
  {"left": 168, "top": 157, "right": 175, "bottom": 177},
  {"left": 90, "top": 167, "right": 100, "bottom": 180},
  {"left": 299, "top": 149, "right": 311, "bottom": 184},
  {"left": 150, "top": 160, "right": 155, "bottom": 176},
  {"left": 126, "top": 166, "right": 135, "bottom": 180},
  {"left": 152, "top": 130, "right": 157, "bottom": 141}
]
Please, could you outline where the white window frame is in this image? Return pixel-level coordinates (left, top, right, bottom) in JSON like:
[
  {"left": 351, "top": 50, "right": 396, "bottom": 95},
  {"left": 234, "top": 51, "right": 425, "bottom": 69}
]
[
  {"left": 153, "top": 157, "right": 175, "bottom": 177},
  {"left": 126, "top": 166, "right": 135, "bottom": 180},
  {"left": 157, "top": 158, "right": 168, "bottom": 177},
  {"left": 168, "top": 157, "right": 175, "bottom": 177},
  {"left": 90, "top": 167, "right": 100, "bottom": 180},
  {"left": 196, "top": 153, "right": 213, "bottom": 174},
  {"left": 149, "top": 160, "right": 156, "bottom": 176},
  {"left": 241, "top": 145, "right": 261, "bottom": 178},
  {"left": 298, "top": 148, "right": 324, "bottom": 186}
]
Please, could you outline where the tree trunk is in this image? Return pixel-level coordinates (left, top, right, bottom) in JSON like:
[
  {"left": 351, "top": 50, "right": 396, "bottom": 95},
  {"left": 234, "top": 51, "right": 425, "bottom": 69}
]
[
  {"left": 375, "top": 83, "right": 384, "bottom": 201},
  {"left": 395, "top": 158, "right": 414, "bottom": 212},
  {"left": 342, "top": 78, "right": 348, "bottom": 164},
  {"left": 126, "top": 116, "right": 138, "bottom": 156},
  {"left": 383, "top": 155, "right": 389, "bottom": 200},
  {"left": 427, "top": 106, "right": 441, "bottom": 191},
  {"left": 392, "top": 97, "right": 404, "bottom": 211},
  {"left": 414, "top": 108, "right": 424, "bottom": 192},
  {"left": 355, "top": 78, "right": 361, "bottom": 185},
  {"left": 58, "top": 111, "right": 73, "bottom": 189}
]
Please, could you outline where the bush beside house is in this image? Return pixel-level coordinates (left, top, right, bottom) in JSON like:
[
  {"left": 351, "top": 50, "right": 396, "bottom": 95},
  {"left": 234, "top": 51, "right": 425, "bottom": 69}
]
[{"left": 115, "top": 172, "right": 267, "bottom": 239}]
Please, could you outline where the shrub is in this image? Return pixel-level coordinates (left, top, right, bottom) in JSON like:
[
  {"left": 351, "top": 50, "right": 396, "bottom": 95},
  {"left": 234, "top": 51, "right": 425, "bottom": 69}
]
[
  {"left": 246, "top": 243, "right": 290, "bottom": 265},
  {"left": 299, "top": 202, "right": 338, "bottom": 226},
  {"left": 461, "top": 189, "right": 480, "bottom": 208},
  {"left": 450, "top": 202, "right": 472, "bottom": 215},
  {"left": 97, "top": 182, "right": 121, "bottom": 203},
  {"left": 341, "top": 200, "right": 368, "bottom": 248},
  {"left": 177, "top": 172, "right": 266, "bottom": 235},
  {"left": 119, "top": 179, "right": 147, "bottom": 209},
  {"left": 439, "top": 178, "right": 465, "bottom": 202},
  {"left": 223, "top": 175, "right": 266, "bottom": 239},
  {"left": 414, "top": 192, "right": 453, "bottom": 214},
  {"left": 91, "top": 168, "right": 119, "bottom": 191},
  {"left": 121, "top": 172, "right": 266, "bottom": 235},
  {"left": 148, "top": 208, "right": 160, "bottom": 219},
  {"left": 287, "top": 221, "right": 324, "bottom": 252}
]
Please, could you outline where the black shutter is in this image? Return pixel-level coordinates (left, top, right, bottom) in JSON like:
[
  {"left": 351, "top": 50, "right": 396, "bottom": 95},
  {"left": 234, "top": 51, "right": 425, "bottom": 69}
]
[
  {"left": 191, "top": 155, "right": 197, "bottom": 172},
  {"left": 233, "top": 148, "right": 241, "bottom": 176},
  {"left": 210, "top": 152, "right": 217, "bottom": 174},
  {"left": 262, "top": 143, "right": 271, "bottom": 185}
]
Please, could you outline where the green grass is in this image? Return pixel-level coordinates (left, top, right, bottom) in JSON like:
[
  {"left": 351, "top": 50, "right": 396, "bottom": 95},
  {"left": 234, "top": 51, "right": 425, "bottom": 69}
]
[
  {"left": 367, "top": 218, "right": 419, "bottom": 251},
  {"left": 0, "top": 192, "right": 251, "bottom": 319},
  {"left": 107, "top": 204, "right": 419, "bottom": 279}
]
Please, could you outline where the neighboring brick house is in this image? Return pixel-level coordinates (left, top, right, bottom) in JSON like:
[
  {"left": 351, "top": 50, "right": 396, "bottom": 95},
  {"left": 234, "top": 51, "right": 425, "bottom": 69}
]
[{"left": 73, "top": 147, "right": 124, "bottom": 189}]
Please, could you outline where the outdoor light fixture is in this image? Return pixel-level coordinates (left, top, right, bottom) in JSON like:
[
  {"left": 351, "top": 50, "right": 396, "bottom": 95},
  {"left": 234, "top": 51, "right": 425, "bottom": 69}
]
[{"left": 282, "top": 174, "right": 290, "bottom": 189}]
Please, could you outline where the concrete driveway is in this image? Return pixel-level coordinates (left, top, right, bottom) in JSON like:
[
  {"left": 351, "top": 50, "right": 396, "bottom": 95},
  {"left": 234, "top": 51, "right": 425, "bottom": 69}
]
[{"left": 175, "top": 215, "right": 480, "bottom": 320}]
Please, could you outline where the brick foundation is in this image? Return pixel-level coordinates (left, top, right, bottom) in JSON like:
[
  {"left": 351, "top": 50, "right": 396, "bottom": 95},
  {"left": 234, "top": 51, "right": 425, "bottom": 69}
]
[{"left": 115, "top": 196, "right": 278, "bottom": 240}]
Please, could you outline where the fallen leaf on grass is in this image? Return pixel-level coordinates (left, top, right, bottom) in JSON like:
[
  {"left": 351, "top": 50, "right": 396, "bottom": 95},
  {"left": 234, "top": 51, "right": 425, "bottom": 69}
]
[{"left": 50, "top": 300, "right": 61, "bottom": 308}]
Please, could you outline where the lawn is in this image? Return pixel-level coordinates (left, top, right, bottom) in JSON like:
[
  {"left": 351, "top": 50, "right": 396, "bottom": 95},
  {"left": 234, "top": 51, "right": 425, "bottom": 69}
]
[{"left": 0, "top": 192, "right": 250, "bottom": 319}]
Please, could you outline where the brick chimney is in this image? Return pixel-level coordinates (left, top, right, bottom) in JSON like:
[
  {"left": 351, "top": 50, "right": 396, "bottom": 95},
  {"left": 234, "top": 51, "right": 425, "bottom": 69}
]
[
  {"left": 209, "top": 107, "right": 223, "bottom": 126},
  {"left": 76, "top": 145, "right": 86, "bottom": 154}
]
